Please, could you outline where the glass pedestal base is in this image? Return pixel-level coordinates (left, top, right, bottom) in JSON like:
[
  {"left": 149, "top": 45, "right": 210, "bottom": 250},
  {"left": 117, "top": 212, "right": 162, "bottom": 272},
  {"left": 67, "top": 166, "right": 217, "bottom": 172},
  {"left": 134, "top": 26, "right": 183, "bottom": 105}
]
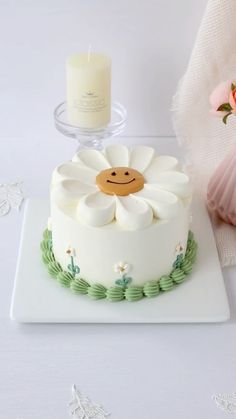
[{"left": 54, "top": 101, "right": 127, "bottom": 150}]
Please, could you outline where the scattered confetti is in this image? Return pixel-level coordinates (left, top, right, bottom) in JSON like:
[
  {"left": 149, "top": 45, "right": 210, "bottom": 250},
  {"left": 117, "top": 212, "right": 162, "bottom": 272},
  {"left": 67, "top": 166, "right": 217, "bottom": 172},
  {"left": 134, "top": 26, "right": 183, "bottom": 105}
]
[
  {"left": 0, "top": 182, "right": 24, "bottom": 216},
  {"left": 68, "top": 385, "right": 110, "bottom": 419}
]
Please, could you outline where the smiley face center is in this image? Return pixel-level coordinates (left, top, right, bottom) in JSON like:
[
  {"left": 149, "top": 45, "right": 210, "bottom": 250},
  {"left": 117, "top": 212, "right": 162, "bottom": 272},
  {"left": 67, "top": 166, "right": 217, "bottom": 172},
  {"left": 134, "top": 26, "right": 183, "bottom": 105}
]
[{"left": 96, "top": 167, "right": 145, "bottom": 196}]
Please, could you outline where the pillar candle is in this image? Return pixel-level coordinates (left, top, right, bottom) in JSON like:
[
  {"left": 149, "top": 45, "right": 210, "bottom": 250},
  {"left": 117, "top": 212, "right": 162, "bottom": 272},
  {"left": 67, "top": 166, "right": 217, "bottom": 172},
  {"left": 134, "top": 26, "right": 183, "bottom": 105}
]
[{"left": 66, "top": 53, "right": 111, "bottom": 128}]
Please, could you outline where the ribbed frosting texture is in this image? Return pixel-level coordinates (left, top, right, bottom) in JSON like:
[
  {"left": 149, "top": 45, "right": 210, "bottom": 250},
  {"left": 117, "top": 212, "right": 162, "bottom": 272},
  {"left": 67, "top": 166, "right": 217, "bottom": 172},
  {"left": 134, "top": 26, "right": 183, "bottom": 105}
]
[{"left": 41, "top": 230, "right": 198, "bottom": 302}]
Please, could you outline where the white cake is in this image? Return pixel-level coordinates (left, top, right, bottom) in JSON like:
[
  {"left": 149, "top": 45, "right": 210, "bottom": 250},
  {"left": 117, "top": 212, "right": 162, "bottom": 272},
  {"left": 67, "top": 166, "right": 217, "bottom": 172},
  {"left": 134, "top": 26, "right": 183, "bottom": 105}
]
[{"left": 46, "top": 144, "right": 194, "bottom": 298}]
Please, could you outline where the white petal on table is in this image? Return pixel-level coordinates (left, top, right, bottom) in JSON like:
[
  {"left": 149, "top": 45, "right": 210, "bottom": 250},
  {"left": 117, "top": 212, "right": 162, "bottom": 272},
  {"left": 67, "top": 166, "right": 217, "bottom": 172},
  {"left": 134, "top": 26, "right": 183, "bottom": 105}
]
[
  {"left": 72, "top": 149, "right": 110, "bottom": 171},
  {"left": 129, "top": 145, "right": 155, "bottom": 172},
  {"left": 133, "top": 185, "right": 181, "bottom": 219},
  {"left": 213, "top": 393, "right": 236, "bottom": 414},
  {"left": 6, "top": 183, "right": 24, "bottom": 210},
  {"left": 52, "top": 162, "right": 97, "bottom": 186},
  {"left": 77, "top": 191, "right": 116, "bottom": 226},
  {"left": 0, "top": 183, "right": 24, "bottom": 216},
  {"left": 69, "top": 385, "right": 110, "bottom": 419},
  {"left": 0, "top": 199, "right": 10, "bottom": 216},
  {"left": 143, "top": 156, "right": 179, "bottom": 182},
  {"left": 105, "top": 144, "right": 129, "bottom": 168},
  {"left": 115, "top": 195, "right": 153, "bottom": 230}
]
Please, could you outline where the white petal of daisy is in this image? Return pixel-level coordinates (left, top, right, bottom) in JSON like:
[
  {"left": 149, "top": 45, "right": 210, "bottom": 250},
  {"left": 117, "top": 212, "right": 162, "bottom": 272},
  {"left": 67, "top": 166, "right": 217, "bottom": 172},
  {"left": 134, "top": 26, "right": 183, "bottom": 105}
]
[
  {"left": 72, "top": 149, "right": 110, "bottom": 171},
  {"left": 77, "top": 191, "right": 116, "bottom": 226},
  {"left": 52, "top": 180, "right": 97, "bottom": 202},
  {"left": 105, "top": 144, "right": 129, "bottom": 167},
  {"left": 133, "top": 185, "right": 181, "bottom": 220},
  {"left": 115, "top": 195, "right": 153, "bottom": 230},
  {"left": 149, "top": 171, "right": 192, "bottom": 199},
  {"left": 144, "top": 156, "right": 179, "bottom": 182},
  {"left": 52, "top": 162, "right": 97, "bottom": 186},
  {"left": 129, "top": 146, "right": 155, "bottom": 172}
]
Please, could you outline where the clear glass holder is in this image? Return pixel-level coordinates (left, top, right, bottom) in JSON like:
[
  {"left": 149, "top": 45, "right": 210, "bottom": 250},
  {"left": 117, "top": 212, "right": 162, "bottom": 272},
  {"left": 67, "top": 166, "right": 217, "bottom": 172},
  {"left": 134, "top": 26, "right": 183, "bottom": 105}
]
[{"left": 54, "top": 101, "right": 127, "bottom": 150}]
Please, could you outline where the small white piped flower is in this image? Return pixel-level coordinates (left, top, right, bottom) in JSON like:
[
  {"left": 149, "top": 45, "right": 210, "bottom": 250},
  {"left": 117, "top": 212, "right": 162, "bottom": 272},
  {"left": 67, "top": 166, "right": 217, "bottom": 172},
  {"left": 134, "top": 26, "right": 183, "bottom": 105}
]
[
  {"left": 47, "top": 216, "right": 52, "bottom": 231},
  {"left": 66, "top": 245, "right": 76, "bottom": 257},
  {"left": 114, "top": 261, "right": 130, "bottom": 277},
  {"left": 175, "top": 242, "right": 183, "bottom": 254}
]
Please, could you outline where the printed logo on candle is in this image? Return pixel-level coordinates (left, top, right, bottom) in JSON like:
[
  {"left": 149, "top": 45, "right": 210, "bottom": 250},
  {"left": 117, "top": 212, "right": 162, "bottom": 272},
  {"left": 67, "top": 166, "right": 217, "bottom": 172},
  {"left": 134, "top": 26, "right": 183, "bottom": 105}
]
[
  {"left": 86, "top": 90, "right": 95, "bottom": 96},
  {"left": 73, "top": 91, "right": 107, "bottom": 114}
]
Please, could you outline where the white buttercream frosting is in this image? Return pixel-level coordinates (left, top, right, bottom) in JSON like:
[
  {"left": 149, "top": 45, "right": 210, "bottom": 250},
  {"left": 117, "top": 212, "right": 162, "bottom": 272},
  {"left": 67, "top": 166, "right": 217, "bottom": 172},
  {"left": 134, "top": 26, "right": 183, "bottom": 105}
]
[{"left": 51, "top": 145, "right": 192, "bottom": 230}]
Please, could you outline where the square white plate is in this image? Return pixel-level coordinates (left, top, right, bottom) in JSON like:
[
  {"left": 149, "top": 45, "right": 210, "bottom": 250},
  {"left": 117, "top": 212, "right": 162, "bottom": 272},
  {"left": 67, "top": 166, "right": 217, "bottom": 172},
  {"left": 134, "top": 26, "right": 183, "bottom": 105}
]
[{"left": 10, "top": 198, "right": 230, "bottom": 323}]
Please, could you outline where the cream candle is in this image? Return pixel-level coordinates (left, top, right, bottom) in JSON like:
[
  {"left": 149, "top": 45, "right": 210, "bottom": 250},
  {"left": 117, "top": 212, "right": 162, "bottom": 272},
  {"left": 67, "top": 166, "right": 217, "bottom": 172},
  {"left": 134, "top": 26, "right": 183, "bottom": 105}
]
[{"left": 66, "top": 53, "right": 111, "bottom": 128}]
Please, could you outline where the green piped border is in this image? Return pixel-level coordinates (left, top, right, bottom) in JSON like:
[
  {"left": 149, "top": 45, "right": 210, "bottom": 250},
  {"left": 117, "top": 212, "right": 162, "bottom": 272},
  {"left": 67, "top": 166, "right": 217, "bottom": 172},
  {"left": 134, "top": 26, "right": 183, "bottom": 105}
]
[{"left": 41, "top": 230, "right": 198, "bottom": 302}]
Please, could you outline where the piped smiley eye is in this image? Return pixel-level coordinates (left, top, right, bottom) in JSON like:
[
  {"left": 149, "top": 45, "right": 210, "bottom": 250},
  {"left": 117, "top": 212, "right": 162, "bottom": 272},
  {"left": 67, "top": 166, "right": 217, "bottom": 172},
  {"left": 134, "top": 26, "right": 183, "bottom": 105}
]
[
  {"left": 124, "top": 171, "right": 129, "bottom": 176},
  {"left": 111, "top": 171, "right": 116, "bottom": 176}
]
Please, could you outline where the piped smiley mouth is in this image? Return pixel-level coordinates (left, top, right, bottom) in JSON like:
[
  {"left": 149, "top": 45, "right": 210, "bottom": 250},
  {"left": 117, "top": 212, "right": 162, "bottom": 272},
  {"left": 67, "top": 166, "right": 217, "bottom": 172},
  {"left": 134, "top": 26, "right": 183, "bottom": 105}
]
[{"left": 107, "top": 178, "right": 136, "bottom": 185}]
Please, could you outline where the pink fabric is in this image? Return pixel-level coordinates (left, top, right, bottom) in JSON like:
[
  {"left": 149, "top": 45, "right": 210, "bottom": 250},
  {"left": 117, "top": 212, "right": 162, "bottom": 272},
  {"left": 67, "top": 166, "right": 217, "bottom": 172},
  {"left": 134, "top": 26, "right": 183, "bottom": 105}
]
[
  {"left": 209, "top": 80, "right": 233, "bottom": 116},
  {"left": 207, "top": 144, "right": 236, "bottom": 226}
]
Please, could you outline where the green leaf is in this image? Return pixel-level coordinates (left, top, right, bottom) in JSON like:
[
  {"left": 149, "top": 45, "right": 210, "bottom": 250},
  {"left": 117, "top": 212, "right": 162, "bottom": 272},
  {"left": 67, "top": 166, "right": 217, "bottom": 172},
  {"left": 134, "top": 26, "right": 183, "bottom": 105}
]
[
  {"left": 124, "top": 277, "right": 132, "bottom": 285},
  {"left": 115, "top": 277, "right": 133, "bottom": 287},
  {"left": 74, "top": 265, "right": 80, "bottom": 274},
  {"left": 115, "top": 279, "right": 124, "bottom": 287},
  {"left": 223, "top": 112, "right": 232, "bottom": 124},
  {"left": 217, "top": 103, "right": 232, "bottom": 112},
  {"left": 231, "top": 83, "right": 236, "bottom": 91}
]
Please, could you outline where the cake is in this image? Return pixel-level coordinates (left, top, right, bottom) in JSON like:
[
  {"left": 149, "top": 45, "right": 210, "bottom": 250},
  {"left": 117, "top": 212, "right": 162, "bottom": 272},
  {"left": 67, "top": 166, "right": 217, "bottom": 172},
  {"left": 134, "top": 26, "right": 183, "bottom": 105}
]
[{"left": 41, "top": 144, "right": 197, "bottom": 302}]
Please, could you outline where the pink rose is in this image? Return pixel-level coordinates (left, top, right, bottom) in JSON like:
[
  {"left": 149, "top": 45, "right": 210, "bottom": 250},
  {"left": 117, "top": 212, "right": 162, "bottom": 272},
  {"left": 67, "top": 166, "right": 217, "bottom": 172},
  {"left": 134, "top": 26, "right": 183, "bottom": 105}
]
[
  {"left": 209, "top": 80, "right": 233, "bottom": 116},
  {"left": 229, "top": 87, "right": 236, "bottom": 115},
  {"left": 210, "top": 79, "right": 236, "bottom": 123}
]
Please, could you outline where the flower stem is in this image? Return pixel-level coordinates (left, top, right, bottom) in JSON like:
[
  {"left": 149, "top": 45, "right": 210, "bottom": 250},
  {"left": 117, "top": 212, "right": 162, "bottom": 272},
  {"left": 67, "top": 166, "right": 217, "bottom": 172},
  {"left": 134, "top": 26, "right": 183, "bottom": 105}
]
[{"left": 71, "top": 255, "right": 75, "bottom": 276}]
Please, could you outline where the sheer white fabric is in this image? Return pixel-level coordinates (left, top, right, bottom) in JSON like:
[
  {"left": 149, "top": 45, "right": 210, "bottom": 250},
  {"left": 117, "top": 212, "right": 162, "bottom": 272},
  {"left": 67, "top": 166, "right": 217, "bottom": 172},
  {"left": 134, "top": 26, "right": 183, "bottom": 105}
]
[{"left": 172, "top": 0, "right": 236, "bottom": 266}]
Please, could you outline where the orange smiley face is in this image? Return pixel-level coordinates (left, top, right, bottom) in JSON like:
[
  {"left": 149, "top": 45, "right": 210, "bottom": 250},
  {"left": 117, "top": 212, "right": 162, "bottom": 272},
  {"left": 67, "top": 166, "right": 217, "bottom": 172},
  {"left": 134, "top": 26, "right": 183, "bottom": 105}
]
[{"left": 96, "top": 167, "right": 145, "bottom": 196}]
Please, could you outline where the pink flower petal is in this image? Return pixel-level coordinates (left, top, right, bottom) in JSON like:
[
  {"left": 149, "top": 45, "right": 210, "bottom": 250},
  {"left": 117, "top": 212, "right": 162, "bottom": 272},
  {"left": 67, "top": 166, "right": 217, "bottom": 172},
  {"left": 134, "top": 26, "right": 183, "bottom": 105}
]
[
  {"left": 229, "top": 90, "right": 236, "bottom": 110},
  {"left": 209, "top": 80, "right": 234, "bottom": 111}
]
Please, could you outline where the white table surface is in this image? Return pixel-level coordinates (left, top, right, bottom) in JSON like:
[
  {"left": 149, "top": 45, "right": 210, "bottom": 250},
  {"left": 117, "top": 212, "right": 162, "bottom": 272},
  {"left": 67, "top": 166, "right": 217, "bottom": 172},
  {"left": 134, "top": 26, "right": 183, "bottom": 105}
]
[{"left": 1, "top": 1, "right": 236, "bottom": 417}]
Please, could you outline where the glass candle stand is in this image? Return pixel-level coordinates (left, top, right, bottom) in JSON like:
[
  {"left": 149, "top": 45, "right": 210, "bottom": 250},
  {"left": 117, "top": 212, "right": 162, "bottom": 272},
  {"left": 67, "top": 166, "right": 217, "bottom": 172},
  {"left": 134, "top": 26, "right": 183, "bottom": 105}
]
[{"left": 54, "top": 101, "right": 127, "bottom": 150}]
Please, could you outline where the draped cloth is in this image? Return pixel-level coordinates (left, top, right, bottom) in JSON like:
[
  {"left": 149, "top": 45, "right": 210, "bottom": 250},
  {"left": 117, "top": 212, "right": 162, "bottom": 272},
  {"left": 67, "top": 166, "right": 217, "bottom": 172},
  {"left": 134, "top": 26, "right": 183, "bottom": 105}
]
[{"left": 172, "top": 0, "right": 236, "bottom": 266}]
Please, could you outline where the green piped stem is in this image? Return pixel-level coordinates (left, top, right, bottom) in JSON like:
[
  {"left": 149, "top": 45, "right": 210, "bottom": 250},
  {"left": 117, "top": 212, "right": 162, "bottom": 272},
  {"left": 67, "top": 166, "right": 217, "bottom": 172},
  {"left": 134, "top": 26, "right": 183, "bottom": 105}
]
[{"left": 41, "top": 229, "right": 198, "bottom": 302}]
